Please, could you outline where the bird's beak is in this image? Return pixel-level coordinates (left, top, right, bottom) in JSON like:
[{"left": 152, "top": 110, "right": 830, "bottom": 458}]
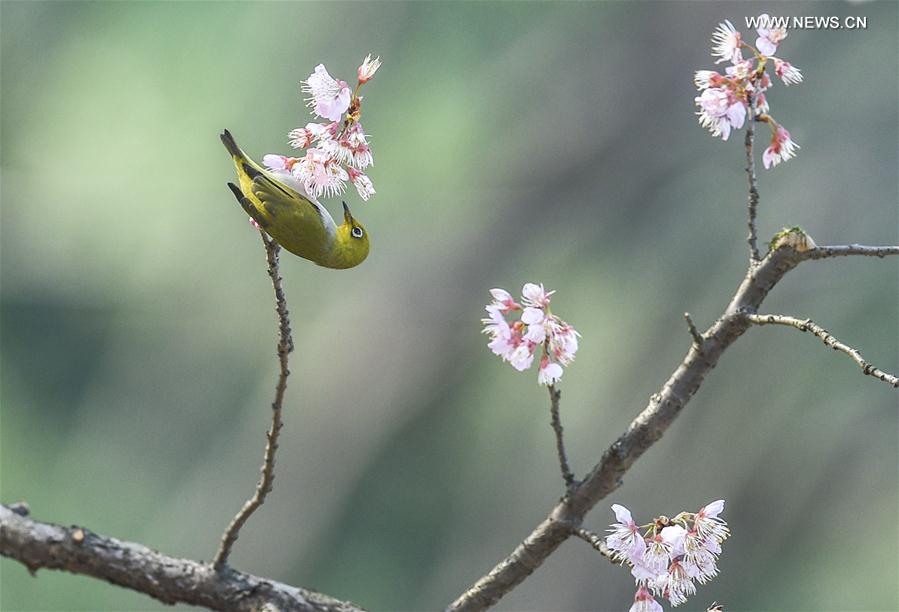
[{"left": 342, "top": 201, "right": 353, "bottom": 225}]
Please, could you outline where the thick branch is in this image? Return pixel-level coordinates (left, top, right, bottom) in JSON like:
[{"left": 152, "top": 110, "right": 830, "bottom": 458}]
[
  {"left": 547, "top": 385, "right": 576, "bottom": 489},
  {"left": 213, "top": 234, "right": 294, "bottom": 570},
  {"left": 745, "top": 94, "right": 761, "bottom": 263},
  {"left": 0, "top": 505, "right": 362, "bottom": 611},
  {"left": 446, "top": 244, "right": 898, "bottom": 612},
  {"left": 746, "top": 313, "right": 898, "bottom": 387}
]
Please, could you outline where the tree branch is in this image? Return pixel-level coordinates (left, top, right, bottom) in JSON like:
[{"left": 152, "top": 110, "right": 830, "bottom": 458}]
[
  {"left": 802, "top": 244, "right": 899, "bottom": 260},
  {"left": 547, "top": 385, "right": 576, "bottom": 489},
  {"left": 213, "top": 233, "right": 294, "bottom": 570},
  {"left": 0, "top": 504, "right": 362, "bottom": 611},
  {"left": 745, "top": 94, "right": 761, "bottom": 263},
  {"left": 745, "top": 313, "right": 898, "bottom": 388},
  {"left": 573, "top": 528, "right": 615, "bottom": 561},
  {"left": 446, "top": 244, "right": 898, "bottom": 612}
]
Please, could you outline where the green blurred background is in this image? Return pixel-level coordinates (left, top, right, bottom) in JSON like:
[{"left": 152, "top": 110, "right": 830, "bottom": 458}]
[{"left": 1, "top": 1, "right": 896, "bottom": 610}]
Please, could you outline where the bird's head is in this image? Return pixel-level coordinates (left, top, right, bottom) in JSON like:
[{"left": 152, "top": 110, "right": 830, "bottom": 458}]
[{"left": 331, "top": 201, "right": 370, "bottom": 269}]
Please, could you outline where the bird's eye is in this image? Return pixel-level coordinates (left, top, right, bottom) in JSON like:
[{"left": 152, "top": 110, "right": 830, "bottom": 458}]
[{"left": 351, "top": 227, "right": 364, "bottom": 239}]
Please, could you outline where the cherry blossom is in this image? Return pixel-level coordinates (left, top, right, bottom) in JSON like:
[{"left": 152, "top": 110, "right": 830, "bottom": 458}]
[
  {"left": 604, "top": 500, "right": 729, "bottom": 609},
  {"left": 288, "top": 122, "right": 337, "bottom": 150},
  {"left": 606, "top": 504, "right": 646, "bottom": 561},
  {"left": 262, "top": 154, "right": 299, "bottom": 172},
  {"left": 773, "top": 58, "right": 803, "bottom": 86},
  {"left": 489, "top": 288, "right": 520, "bottom": 314},
  {"left": 710, "top": 20, "right": 742, "bottom": 64},
  {"left": 762, "top": 125, "right": 799, "bottom": 169},
  {"left": 659, "top": 560, "right": 696, "bottom": 607},
  {"left": 694, "top": 17, "right": 802, "bottom": 167},
  {"left": 357, "top": 54, "right": 381, "bottom": 84},
  {"left": 347, "top": 167, "right": 376, "bottom": 201},
  {"left": 302, "top": 64, "right": 352, "bottom": 122},
  {"left": 630, "top": 585, "right": 664, "bottom": 612},
  {"left": 537, "top": 357, "right": 563, "bottom": 386},
  {"left": 755, "top": 14, "right": 788, "bottom": 56},
  {"left": 481, "top": 283, "right": 579, "bottom": 385},
  {"left": 261, "top": 55, "right": 381, "bottom": 207},
  {"left": 693, "top": 500, "right": 730, "bottom": 542},
  {"left": 695, "top": 87, "right": 746, "bottom": 140},
  {"left": 522, "top": 282, "right": 554, "bottom": 309},
  {"left": 293, "top": 147, "right": 348, "bottom": 199}
]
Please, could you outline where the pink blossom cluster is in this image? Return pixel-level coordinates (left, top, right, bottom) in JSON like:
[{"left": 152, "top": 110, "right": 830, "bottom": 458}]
[
  {"left": 606, "top": 501, "right": 730, "bottom": 610},
  {"left": 694, "top": 16, "right": 801, "bottom": 168},
  {"left": 262, "top": 54, "right": 381, "bottom": 201},
  {"left": 481, "top": 284, "right": 580, "bottom": 386}
]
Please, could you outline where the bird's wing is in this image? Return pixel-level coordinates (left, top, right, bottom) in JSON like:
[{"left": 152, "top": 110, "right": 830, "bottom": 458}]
[{"left": 249, "top": 169, "right": 337, "bottom": 238}]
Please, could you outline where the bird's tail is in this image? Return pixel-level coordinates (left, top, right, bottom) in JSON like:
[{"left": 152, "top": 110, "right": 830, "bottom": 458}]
[{"left": 220, "top": 129, "right": 242, "bottom": 158}]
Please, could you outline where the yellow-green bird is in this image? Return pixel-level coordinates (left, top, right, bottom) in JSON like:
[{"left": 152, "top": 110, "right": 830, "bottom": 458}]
[{"left": 221, "top": 129, "right": 370, "bottom": 269}]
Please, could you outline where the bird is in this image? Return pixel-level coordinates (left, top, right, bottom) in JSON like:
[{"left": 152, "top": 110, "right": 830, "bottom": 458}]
[{"left": 221, "top": 129, "right": 370, "bottom": 269}]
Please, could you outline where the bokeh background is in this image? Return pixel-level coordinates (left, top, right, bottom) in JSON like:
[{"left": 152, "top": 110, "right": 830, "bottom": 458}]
[{"left": 2, "top": 2, "right": 896, "bottom": 611}]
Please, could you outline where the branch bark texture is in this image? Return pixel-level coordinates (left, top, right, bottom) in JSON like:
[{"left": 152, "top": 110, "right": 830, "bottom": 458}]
[
  {"left": 744, "top": 94, "right": 761, "bottom": 263},
  {"left": 0, "top": 505, "right": 362, "bottom": 612},
  {"left": 447, "top": 244, "right": 898, "bottom": 611}
]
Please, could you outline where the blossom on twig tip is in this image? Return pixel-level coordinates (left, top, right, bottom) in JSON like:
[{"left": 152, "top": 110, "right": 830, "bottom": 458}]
[
  {"left": 481, "top": 283, "right": 579, "bottom": 385},
  {"left": 266, "top": 55, "right": 381, "bottom": 203},
  {"left": 357, "top": 54, "right": 381, "bottom": 84},
  {"left": 694, "top": 17, "right": 802, "bottom": 167},
  {"left": 604, "top": 501, "right": 729, "bottom": 608}
]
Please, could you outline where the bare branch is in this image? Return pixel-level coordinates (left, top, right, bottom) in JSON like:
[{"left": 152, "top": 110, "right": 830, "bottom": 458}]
[
  {"left": 745, "top": 94, "right": 761, "bottom": 263},
  {"left": 573, "top": 528, "right": 615, "bottom": 561},
  {"left": 683, "top": 312, "right": 704, "bottom": 346},
  {"left": 447, "top": 244, "right": 898, "bottom": 611},
  {"left": 802, "top": 244, "right": 899, "bottom": 260},
  {"left": 547, "top": 385, "right": 576, "bottom": 490},
  {"left": 213, "top": 233, "right": 294, "bottom": 570},
  {"left": 745, "top": 313, "right": 898, "bottom": 388},
  {"left": 0, "top": 505, "right": 362, "bottom": 611}
]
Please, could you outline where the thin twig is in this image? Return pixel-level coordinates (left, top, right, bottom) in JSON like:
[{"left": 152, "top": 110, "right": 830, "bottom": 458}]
[
  {"left": 684, "top": 312, "right": 703, "bottom": 346},
  {"left": 573, "top": 528, "right": 615, "bottom": 561},
  {"left": 745, "top": 93, "right": 761, "bottom": 263},
  {"left": 0, "top": 505, "right": 360, "bottom": 611},
  {"left": 803, "top": 244, "right": 899, "bottom": 260},
  {"left": 213, "top": 233, "right": 294, "bottom": 570},
  {"left": 547, "top": 385, "right": 576, "bottom": 490},
  {"left": 745, "top": 313, "right": 898, "bottom": 388}
]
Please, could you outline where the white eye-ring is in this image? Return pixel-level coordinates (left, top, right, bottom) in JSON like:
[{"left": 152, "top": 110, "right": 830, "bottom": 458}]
[{"left": 351, "top": 227, "right": 364, "bottom": 239}]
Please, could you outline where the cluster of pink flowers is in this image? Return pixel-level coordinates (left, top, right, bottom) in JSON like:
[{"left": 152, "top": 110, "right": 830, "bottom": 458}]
[
  {"left": 262, "top": 54, "right": 381, "bottom": 201},
  {"left": 606, "top": 500, "right": 730, "bottom": 610},
  {"left": 694, "top": 15, "right": 801, "bottom": 168},
  {"left": 482, "top": 284, "right": 580, "bottom": 386}
]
